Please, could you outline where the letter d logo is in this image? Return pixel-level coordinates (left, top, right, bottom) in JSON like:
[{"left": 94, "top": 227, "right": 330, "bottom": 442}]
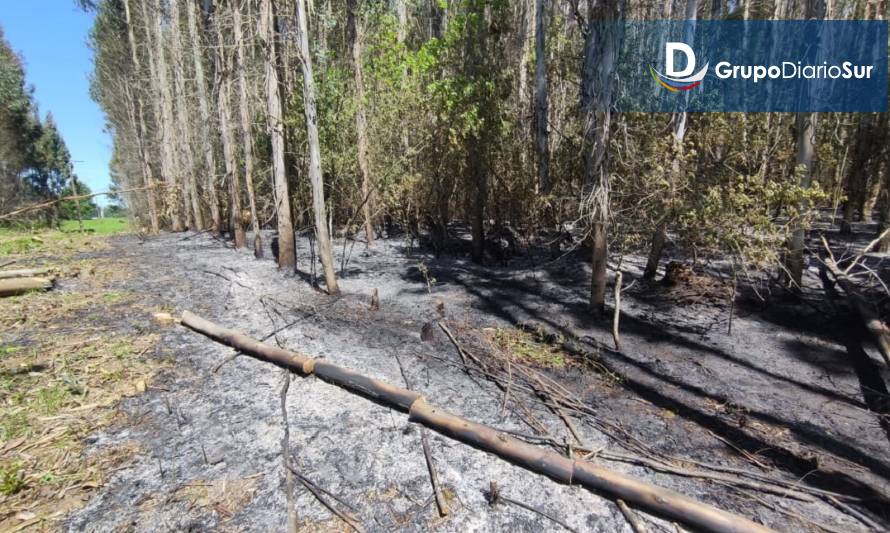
[
  {"left": 666, "top": 42, "right": 696, "bottom": 77},
  {"left": 650, "top": 42, "right": 708, "bottom": 92}
]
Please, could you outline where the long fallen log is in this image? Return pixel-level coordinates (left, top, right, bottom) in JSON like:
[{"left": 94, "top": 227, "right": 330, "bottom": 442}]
[
  {"left": 0, "top": 268, "right": 51, "bottom": 280},
  {"left": 824, "top": 257, "right": 890, "bottom": 368},
  {"left": 180, "top": 311, "right": 772, "bottom": 533},
  {"left": 0, "top": 277, "right": 53, "bottom": 298}
]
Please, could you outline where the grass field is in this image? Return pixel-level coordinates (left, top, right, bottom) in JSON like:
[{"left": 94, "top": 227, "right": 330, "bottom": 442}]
[
  {"left": 59, "top": 217, "right": 130, "bottom": 235},
  {"left": 0, "top": 215, "right": 161, "bottom": 529},
  {"left": 0, "top": 218, "right": 130, "bottom": 257}
]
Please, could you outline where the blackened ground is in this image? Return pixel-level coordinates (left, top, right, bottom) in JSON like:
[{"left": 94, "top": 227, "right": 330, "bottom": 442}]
[{"left": 65, "top": 228, "right": 888, "bottom": 532}]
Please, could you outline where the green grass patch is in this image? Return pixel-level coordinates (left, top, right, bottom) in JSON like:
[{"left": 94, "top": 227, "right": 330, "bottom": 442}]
[
  {"left": 0, "top": 343, "right": 21, "bottom": 357},
  {"left": 34, "top": 385, "right": 70, "bottom": 416},
  {"left": 0, "top": 217, "right": 129, "bottom": 258},
  {"left": 0, "top": 411, "right": 31, "bottom": 441},
  {"left": 0, "top": 236, "right": 42, "bottom": 256},
  {"left": 59, "top": 217, "right": 129, "bottom": 235},
  {"left": 102, "top": 291, "right": 125, "bottom": 304},
  {"left": 494, "top": 328, "right": 567, "bottom": 369},
  {"left": 0, "top": 462, "right": 26, "bottom": 495}
]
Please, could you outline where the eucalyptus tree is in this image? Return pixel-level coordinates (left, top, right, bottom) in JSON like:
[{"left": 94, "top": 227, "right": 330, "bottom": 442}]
[
  {"left": 580, "top": 0, "right": 625, "bottom": 314},
  {"left": 260, "top": 0, "right": 297, "bottom": 269},
  {"left": 122, "top": 0, "right": 160, "bottom": 233},
  {"left": 215, "top": 1, "right": 247, "bottom": 248},
  {"left": 294, "top": 0, "right": 340, "bottom": 293},
  {"left": 233, "top": 0, "right": 263, "bottom": 257},
  {"left": 187, "top": 0, "right": 223, "bottom": 235}
]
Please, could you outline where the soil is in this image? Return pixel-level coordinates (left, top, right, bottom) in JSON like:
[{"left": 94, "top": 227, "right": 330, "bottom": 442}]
[{"left": 61, "top": 229, "right": 890, "bottom": 532}]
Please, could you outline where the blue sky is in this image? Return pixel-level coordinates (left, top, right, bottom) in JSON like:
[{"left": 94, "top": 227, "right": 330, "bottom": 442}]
[{"left": 0, "top": 1, "right": 112, "bottom": 203}]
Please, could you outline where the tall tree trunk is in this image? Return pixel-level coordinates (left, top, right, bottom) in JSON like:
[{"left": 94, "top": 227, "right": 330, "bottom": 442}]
[
  {"left": 347, "top": 0, "right": 374, "bottom": 246},
  {"left": 215, "top": 5, "right": 246, "bottom": 248},
  {"left": 233, "top": 0, "right": 264, "bottom": 258},
  {"left": 878, "top": 160, "right": 890, "bottom": 253},
  {"left": 261, "top": 0, "right": 296, "bottom": 269},
  {"left": 188, "top": 0, "right": 223, "bottom": 235},
  {"left": 396, "top": 0, "right": 408, "bottom": 42},
  {"left": 533, "top": 0, "right": 550, "bottom": 193},
  {"left": 581, "top": 0, "right": 623, "bottom": 314},
  {"left": 785, "top": 0, "right": 825, "bottom": 289},
  {"left": 123, "top": 0, "right": 160, "bottom": 234},
  {"left": 152, "top": 0, "right": 185, "bottom": 231},
  {"left": 862, "top": 172, "right": 884, "bottom": 224},
  {"left": 170, "top": 0, "right": 204, "bottom": 231},
  {"left": 516, "top": 0, "right": 532, "bottom": 112},
  {"left": 643, "top": 0, "right": 697, "bottom": 281},
  {"left": 466, "top": 1, "right": 489, "bottom": 265},
  {"left": 786, "top": 112, "right": 817, "bottom": 289},
  {"left": 295, "top": 0, "right": 340, "bottom": 293}
]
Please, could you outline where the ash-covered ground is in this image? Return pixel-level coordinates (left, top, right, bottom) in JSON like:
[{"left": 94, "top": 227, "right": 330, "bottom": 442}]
[{"left": 65, "top": 230, "right": 889, "bottom": 532}]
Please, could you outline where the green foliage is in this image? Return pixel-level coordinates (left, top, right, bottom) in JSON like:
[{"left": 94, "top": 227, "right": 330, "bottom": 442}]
[
  {"left": 59, "top": 180, "right": 99, "bottom": 220},
  {"left": 0, "top": 462, "right": 26, "bottom": 495},
  {"left": 83, "top": 0, "right": 887, "bottom": 285}
]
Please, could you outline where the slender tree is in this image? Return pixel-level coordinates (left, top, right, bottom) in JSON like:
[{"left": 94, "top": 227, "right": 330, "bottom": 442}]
[
  {"left": 581, "top": 0, "right": 624, "bottom": 314},
  {"left": 187, "top": 0, "right": 223, "bottom": 235},
  {"left": 122, "top": 0, "right": 160, "bottom": 233},
  {"left": 347, "top": 0, "right": 374, "bottom": 246},
  {"left": 533, "top": 0, "right": 550, "bottom": 193},
  {"left": 260, "top": 0, "right": 296, "bottom": 269},
  {"left": 215, "top": 2, "right": 247, "bottom": 248},
  {"left": 643, "top": 0, "right": 698, "bottom": 281},
  {"left": 786, "top": 0, "right": 825, "bottom": 289},
  {"left": 151, "top": 0, "right": 185, "bottom": 231},
  {"left": 233, "top": 0, "right": 263, "bottom": 257},
  {"left": 294, "top": 0, "right": 339, "bottom": 293},
  {"left": 170, "top": 0, "right": 204, "bottom": 230}
]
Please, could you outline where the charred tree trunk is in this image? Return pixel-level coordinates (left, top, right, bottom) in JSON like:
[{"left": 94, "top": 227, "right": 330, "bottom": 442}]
[
  {"left": 581, "top": 0, "right": 623, "bottom": 314},
  {"left": 233, "top": 0, "right": 263, "bottom": 258},
  {"left": 188, "top": 0, "right": 223, "bottom": 235},
  {"left": 533, "top": 0, "right": 550, "bottom": 194},
  {"left": 261, "top": 0, "right": 296, "bottom": 269},
  {"left": 643, "top": 0, "right": 697, "bottom": 281},
  {"left": 215, "top": 5, "right": 246, "bottom": 248},
  {"left": 785, "top": 0, "right": 825, "bottom": 288},
  {"left": 347, "top": 0, "right": 375, "bottom": 246},
  {"left": 466, "top": 1, "right": 489, "bottom": 265},
  {"left": 787, "top": 111, "right": 817, "bottom": 289},
  {"left": 295, "top": 0, "right": 339, "bottom": 293}
]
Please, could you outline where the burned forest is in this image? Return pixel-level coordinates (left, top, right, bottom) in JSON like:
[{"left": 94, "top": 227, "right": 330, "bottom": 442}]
[{"left": 1, "top": 0, "right": 890, "bottom": 531}]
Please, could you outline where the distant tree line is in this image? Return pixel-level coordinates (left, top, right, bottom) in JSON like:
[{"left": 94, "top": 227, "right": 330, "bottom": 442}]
[
  {"left": 0, "top": 27, "right": 103, "bottom": 226},
  {"left": 84, "top": 0, "right": 888, "bottom": 308}
]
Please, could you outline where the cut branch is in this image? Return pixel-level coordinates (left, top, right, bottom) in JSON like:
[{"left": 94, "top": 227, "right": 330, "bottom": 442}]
[
  {"left": 0, "top": 185, "right": 166, "bottom": 220},
  {"left": 822, "top": 238, "right": 890, "bottom": 368},
  {"left": 0, "top": 278, "right": 54, "bottom": 298},
  {"left": 0, "top": 268, "right": 51, "bottom": 280}
]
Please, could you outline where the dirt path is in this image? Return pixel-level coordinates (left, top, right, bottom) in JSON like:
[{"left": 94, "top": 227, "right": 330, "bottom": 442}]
[{"left": 63, "top": 232, "right": 886, "bottom": 531}]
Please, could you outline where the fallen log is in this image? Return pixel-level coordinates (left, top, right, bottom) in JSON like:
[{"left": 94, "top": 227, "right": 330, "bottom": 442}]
[
  {"left": 180, "top": 311, "right": 772, "bottom": 533},
  {"left": 824, "top": 256, "right": 890, "bottom": 368},
  {"left": 0, "top": 277, "right": 53, "bottom": 298},
  {"left": 0, "top": 268, "right": 51, "bottom": 280}
]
